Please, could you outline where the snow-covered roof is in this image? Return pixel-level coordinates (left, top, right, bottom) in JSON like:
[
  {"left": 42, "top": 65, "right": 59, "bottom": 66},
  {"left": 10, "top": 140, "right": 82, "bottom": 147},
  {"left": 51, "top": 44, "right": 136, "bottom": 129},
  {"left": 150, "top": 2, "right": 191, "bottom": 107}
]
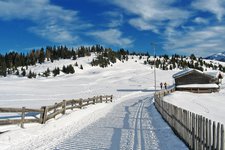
[
  {"left": 173, "top": 68, "right": 202, "bottom": 78},
  {"left": 204, "top": 71, "right": 220, "bottom": 78},
  {"left": 176, "top": 84, "right": 219, "bottom": 89}
]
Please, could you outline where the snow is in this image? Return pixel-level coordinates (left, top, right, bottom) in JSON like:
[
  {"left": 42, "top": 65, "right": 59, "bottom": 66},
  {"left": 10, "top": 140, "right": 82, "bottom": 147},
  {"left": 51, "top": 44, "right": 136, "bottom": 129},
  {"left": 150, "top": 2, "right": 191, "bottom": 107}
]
[
  {"left": 164, "top": 80, "right": 225, "bottom": 125},
  {"left": 172, "top": 68, "right": 203, "bottom": 78},
  {"left": 0, "top": 53, "right": 225, "bottom": 149},
  {"left": 0, "top": 55, "right": 186, "bottom": 149},
  {"left": 172, "top": 68, "right": 192, "bottom": 78},
  {"left": 176, "top": 83, "right": 219, "bottom": 88},
  {"left": 54, "top": 95, "right": 187, "bottom": 150}
]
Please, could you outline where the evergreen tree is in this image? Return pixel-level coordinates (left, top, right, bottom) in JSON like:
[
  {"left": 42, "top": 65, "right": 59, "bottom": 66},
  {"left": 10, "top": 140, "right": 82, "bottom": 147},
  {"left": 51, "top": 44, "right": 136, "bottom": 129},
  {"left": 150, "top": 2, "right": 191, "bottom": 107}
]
[
  {"left": 16, "top": 69, "right": 19, "bottom": 76},
  {"left": 52, "top": 67, "right": 60, "bottom": 76},
  {"left": 80, "top": 64, "right": 83, "bottom": 70},
  {"left": 68, "top": 65, "right": 75, "bottom": 74},
  {"left": 74, "top": 62, "right": 78, "bottom": 66},
  {"left": 39, "top": 48, "right": 45, "bottom": 64},
  {"left": 21, "top": 69, "right": 26, "bottom": 76},
  {"left": 43, "top": 68, "right": 50, "bottom": 77}
]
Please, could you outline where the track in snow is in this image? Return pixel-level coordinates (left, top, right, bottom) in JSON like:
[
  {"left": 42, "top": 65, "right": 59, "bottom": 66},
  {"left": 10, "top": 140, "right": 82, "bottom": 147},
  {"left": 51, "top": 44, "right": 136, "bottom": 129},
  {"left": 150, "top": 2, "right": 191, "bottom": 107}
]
[{"left": 53, "top": 95, "right": 187, "bottom": 150}]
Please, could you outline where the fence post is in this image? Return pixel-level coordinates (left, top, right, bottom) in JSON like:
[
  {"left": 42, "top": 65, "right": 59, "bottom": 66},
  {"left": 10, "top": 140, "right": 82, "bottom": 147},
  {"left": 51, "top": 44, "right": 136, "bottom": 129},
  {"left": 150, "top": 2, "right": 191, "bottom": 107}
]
[
  {"left": 221, "top": 124, "right": 224, "bottom": 150},
  {"left": 209, "top": 120, "right": 212, "bottom": 150},
  {"left": 79, "top": 98, "right": 83, "bottom": 109},
  {"left": 41, "top": 106, "right": 48, "bottom": 124},
  {"left": 202, "top": 117, "right": 206, "bottom": 149},
  {"left": 213, "top": 121, "right": 216, "bottom": 150},
  {"left": 93, "top": 97, "right": 96, "bottom": 104},
  {"left": 100, "top": 96, "right": 103, "bottom": 103},
  {"left": 106, "top": 96, "right": 108, "bottom": 103},
  {"left": 110, "top": 95, "right": 113, "bottom": 102},
  {"left": 53, "top": 103, "right": 57, "bottom": 118},
  {"left": 71, "top": 100, "right": 74, "bottom": 110},
  {"left": 21, "top": 107, "right": 25, "bottom": 128},
  {"left": 192, "top": 113, "right": 196, "bottom": 150},
  {"left": 217, "top": 122, "right": 220, "bottom": 150},
  {"left": 62, "top": 100, "right": 66, "bottom": 115}
]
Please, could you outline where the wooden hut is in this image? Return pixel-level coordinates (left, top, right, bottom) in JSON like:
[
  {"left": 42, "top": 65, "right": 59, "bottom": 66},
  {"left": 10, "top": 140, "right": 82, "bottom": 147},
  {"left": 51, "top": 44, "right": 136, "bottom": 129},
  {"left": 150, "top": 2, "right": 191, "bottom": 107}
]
[{"left": 173, "top": 69, "right": 219, "bottom": 93}]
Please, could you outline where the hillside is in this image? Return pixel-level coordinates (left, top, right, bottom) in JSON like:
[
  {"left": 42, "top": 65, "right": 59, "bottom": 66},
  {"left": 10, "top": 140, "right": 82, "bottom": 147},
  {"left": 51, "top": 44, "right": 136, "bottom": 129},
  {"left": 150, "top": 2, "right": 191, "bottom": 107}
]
[
  {"left": 205, "top": 51, "right": 225, "bottom": 62},
  {"left": 0, "top": 52, "right": 187, "bottom": 150},
  {"left": 0, "top": 50, "right": 225, "bottom": 149},
  {"left": 1, "top": 45, "right": 225, "bottom": 79}
]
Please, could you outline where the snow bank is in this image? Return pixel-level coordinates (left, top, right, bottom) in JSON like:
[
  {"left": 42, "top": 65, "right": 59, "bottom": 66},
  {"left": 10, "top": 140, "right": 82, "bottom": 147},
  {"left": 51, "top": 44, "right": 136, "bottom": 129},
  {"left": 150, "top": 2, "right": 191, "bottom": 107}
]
[
  {"left": 176, "top": 83, "right": 219, "bottom": 88},
  {"left": 164, "top": 81, "right": 225, "bottom": 125}
]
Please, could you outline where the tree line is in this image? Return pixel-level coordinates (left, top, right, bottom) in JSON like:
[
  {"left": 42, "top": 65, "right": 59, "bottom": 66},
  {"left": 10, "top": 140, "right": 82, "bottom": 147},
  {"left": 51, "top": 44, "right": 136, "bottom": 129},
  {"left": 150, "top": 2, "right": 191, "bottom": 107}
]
[{"left": 0, "top": 45, "right": 225, "bottom": 78}]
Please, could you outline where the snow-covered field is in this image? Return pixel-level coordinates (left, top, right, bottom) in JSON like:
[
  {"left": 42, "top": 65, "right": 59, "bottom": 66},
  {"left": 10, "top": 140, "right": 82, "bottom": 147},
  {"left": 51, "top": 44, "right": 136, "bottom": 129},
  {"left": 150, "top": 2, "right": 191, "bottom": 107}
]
[
  {"left": 0, "top": 54, "right": 224, "bottom": 149},
  {"left": 0, "top": 55, "right": 182, "bottom": 149},
  {"left": 164, "top": 81, "right": 225, "bottom": 125}
]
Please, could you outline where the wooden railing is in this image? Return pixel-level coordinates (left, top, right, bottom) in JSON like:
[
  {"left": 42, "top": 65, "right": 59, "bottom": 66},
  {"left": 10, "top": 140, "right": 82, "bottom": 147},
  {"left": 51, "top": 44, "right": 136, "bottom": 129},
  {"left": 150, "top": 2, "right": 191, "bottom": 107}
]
[
  {"left": 154, "top": 88, "right": 224, "bottom": 150},
  {"left": 0, "top": 95, "right": 113, "bottom": 128}
]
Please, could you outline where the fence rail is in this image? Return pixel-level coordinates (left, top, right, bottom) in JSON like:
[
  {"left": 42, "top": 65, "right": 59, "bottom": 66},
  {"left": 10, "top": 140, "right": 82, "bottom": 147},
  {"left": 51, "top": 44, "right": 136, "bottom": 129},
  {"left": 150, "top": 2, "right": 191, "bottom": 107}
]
[
  {"left": 154, "top": 88, "right": 224, "bottom": 150},
  {"left": 0, "top": 95, "right": 113, "bottom": 128}
]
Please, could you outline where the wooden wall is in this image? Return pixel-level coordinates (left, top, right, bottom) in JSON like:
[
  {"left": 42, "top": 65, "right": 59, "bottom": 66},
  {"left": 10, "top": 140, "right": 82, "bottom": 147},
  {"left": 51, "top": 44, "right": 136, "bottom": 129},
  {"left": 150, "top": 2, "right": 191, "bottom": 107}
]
[{"left": 175, "top": 71, "right": 215, "bottom": 85}]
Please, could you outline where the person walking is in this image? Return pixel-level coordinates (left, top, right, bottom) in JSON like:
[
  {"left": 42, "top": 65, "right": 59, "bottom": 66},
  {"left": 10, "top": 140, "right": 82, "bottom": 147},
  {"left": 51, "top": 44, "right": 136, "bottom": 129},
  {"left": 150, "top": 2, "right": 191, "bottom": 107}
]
[
  {"left": 164, "top": 82, "right": 167, "bottom": 89},
  {"left": 160, "top": 82, "right": 163, "bottom": 89}
]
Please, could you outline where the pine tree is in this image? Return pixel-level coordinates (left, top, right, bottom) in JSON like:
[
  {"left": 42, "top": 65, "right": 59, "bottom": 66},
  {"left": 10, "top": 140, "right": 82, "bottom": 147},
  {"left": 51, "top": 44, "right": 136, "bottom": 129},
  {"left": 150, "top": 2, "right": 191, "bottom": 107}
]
[
  {"left": 21, "top": 69, "right": 26, "bottom": 76},
  {"left": 43, "top": 68, "right": 50, "bottom": 77},
  {"left": 74, "top": 62, "right": 78, "bottom": 66},
  {"left": 80, "top": 64, "right": 83, "bottom": 70},
  {"left": 39, "top": 48, "right": 45, "bottom": 64},
  {"left": 68, "top": 65, "right": 75, "bottom": 74},
  {"left": 52, "top": 67, "right": 60, "bottom": 77},
  {"left": 16, "top": 69, "right": 19, "bottom": 76}
]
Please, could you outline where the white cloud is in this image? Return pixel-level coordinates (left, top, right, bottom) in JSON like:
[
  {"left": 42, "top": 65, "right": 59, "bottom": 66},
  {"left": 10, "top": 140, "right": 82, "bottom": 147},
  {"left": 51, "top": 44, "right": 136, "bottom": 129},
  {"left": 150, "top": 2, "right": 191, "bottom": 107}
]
[
  {"left": 163, "top": 26, "right": 225, "bottom": 56},
  {"left": 89, "top": 29, "right": 133, "bottom": 47},
  {"left": 192, "top": 0, "right": 225, "bottom": 21},
  {"left": 129, "top": 18, "right": 159, "bottom": 33},
  {"left": 106, "top": 0, "right": 191, "bottom": 33},
  {"left": 0, "top": 0, "right": 88, "bottom": 43},
  {"left": 193, "top": 17, "right": 209, "bottom": 24},
  {"left": 103, "top": 11, "right": 124, "bottom": 28},
  {"left": 105, "top": 0, "right": 225, "bottom": 56}
]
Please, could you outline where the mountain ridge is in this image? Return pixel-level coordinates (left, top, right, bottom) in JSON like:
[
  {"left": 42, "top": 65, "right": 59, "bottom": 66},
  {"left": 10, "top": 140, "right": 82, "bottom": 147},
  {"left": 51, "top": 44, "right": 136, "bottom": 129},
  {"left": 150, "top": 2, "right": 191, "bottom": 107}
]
[{"left": 205, "top": 51, "right": 225, "bottom": 62}]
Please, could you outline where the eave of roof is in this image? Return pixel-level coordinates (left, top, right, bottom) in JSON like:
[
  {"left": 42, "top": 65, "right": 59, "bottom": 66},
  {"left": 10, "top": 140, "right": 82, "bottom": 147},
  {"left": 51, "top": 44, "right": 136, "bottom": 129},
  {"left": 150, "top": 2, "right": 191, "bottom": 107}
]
[{"left": 173, "top": 68, "right": 203, "bottom": 79}]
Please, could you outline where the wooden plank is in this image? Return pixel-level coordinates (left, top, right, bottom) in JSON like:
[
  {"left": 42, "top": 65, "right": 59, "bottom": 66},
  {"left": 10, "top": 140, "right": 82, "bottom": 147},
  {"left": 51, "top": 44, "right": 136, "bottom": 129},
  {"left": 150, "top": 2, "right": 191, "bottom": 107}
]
[
  {"left": 66, "top": 105, "right": 80, "bottom": 110},
  {"left": 54, "top": 103, "right": 57, "bottom": 115},
  {"left": 203, "top": 117, "right": 206, "bottom": 150},
  {"left": 110, "top": 95, "right": 113, "bottom": 102},
  {"left": 221, "top": 124, "right": 224, "bottom": 150},
  {"left": 0, "top": 107, "right": 42, "bottom": 113},
  {"left": 213, "top": 121, "right": 216, "bottom": 150},
  {"left": 79, "top": 99, "right": 83, "bottom": 109},
  {"left": 217, "top": 122, "right": 220, "bottom": 150},
  {"left": 66, "top": 99, "right": 80, "bottom": 105},
  {"left": 199, "top": 116, "right": 203, "bottom": 150},
  {"left": 100, "top": 96, "right": 103, "bottom": 103},
  {"left": 209, "top": 120, "right": 212, "bottom": 150},
  {"left": 24, "top": 108, "right": 43, "bottom": 113},
  {"left": 21, "top": 107, "right": 25, "bottom": 128},
  {"left": 47, "top": 109, "right": 64, "bottom": 121},
  {"left": 62, "top": 100, "right": 66, "bottom": 115},
  {"left": 206, "top": 118, "right": 209, "bottom": 150},
  {"left": 192, "top": 113, "right": 196, "bottom": 150},
  {"left": 41, "top": 106, "right": 48, "bottom": 124},
  {"left": 0, "top": 118, "right": 39, "bottom": 125},
  {"left": 48, "top": 102, "right": 63, "bottom": 112}
]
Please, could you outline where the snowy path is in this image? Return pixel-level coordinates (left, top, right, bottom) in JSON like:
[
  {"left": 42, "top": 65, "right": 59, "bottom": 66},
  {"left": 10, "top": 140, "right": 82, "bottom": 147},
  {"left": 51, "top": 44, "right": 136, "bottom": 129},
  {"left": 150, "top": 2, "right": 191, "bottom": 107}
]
[{"left": 53, "top": 95, "right": 187, "bottom": 150}]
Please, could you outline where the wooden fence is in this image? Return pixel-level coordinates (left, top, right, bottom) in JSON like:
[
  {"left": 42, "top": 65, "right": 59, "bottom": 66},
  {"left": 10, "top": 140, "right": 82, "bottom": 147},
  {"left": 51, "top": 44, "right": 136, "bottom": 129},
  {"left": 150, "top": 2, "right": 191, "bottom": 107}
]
[
  {"left": 0, "top": 95, "right": 113, "bottom": 128},
  {"left": 154, "top": 89, "right": 224, "bottom": 150}
]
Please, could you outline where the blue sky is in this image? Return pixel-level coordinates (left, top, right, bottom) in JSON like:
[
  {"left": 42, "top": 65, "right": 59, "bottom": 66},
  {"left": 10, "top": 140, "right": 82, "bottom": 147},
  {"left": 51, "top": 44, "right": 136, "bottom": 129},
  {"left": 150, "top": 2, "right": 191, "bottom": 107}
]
[{"left": 0, "top": 0, "right": 225, "bottom": 57}]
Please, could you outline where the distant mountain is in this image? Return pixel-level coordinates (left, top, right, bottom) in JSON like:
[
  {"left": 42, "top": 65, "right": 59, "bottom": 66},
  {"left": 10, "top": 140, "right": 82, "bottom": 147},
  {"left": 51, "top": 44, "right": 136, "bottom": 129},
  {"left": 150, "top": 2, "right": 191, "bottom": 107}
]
[{"left": 205, "top": 51, "right": 225, "bottom": 62}]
